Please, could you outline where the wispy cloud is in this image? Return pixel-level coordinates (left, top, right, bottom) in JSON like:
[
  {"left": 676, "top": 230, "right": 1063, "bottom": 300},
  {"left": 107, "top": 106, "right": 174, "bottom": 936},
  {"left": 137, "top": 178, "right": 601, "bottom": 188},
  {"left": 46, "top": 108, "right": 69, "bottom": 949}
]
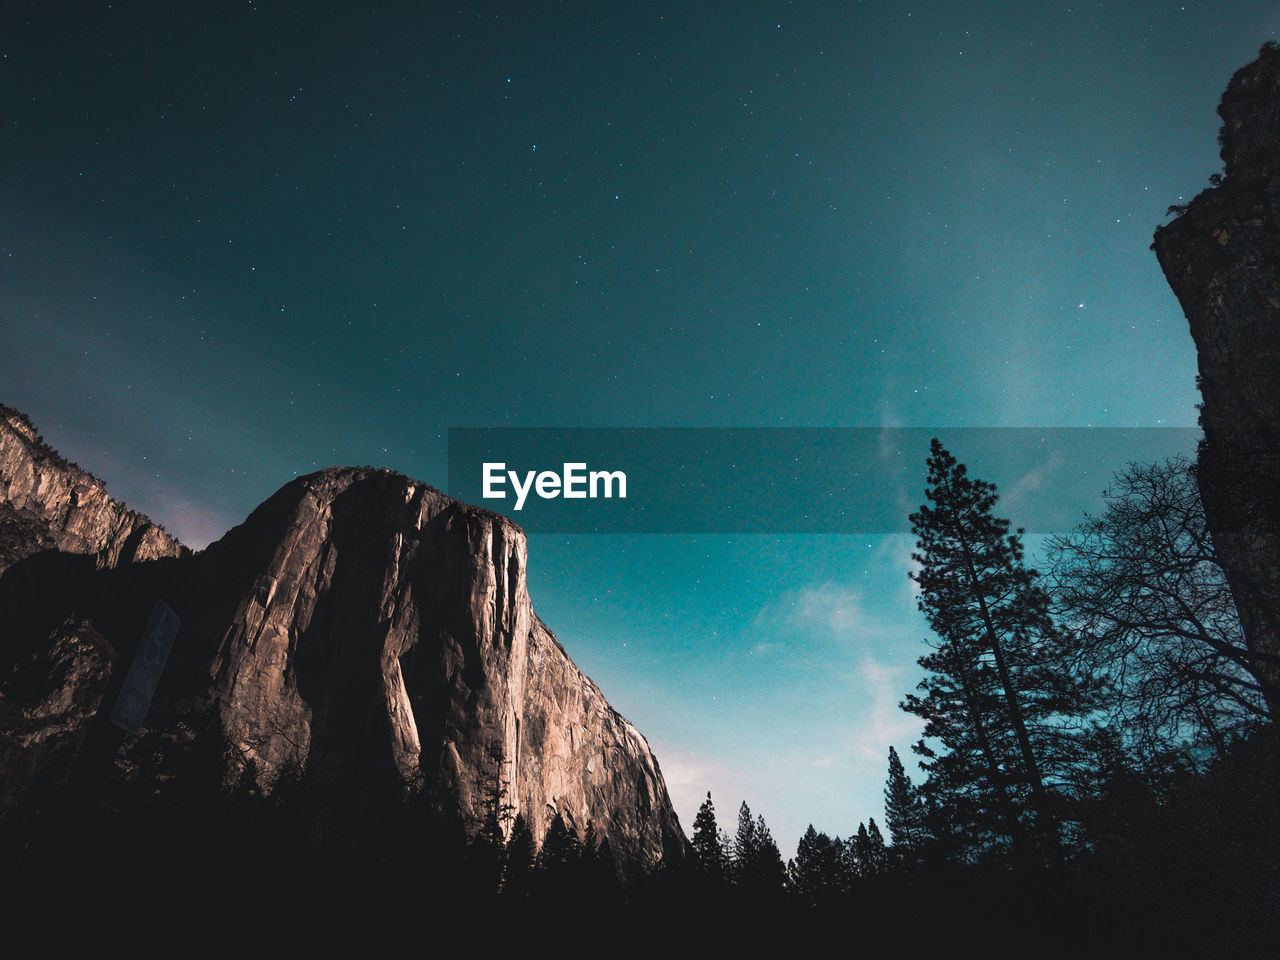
[
  {"left": 753, "top": 539, "right": 922, "bottom": 650},
  {"left": 1001, "top": 449, "right": 1068, "bottom": 526},
  {"left": 774, "top": 581, "right": 871, "bottom": 636},
  {"left": 846, "top": 658, "right": 924, "bottom": 767},
  {"left": 751, "top": 638, "right": 787, "bottom": 657},
  {"left": 657, "top": 748, "right": 760, "bottom": 834}
]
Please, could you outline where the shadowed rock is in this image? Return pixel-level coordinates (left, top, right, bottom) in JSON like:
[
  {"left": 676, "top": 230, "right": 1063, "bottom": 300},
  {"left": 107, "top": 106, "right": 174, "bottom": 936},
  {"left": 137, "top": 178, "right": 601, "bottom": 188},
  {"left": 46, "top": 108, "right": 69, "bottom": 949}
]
[
  {"left": 1152, "top": 42, "right": 1280, "bottom": 712},
  {"left": 0, "top": 406, "right": 685, "bottom": 871}
]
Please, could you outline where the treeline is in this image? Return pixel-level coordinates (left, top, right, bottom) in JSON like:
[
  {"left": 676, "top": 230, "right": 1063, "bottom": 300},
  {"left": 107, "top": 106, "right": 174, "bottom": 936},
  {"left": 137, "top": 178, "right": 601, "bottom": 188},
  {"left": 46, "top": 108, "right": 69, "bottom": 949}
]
[
  {"left": 4, "top": 735, "right": 640, "bottom": 921},
  {"left": 671, "top": 441, "right": 1278, "bottom": 952},
  {"left": 5, "top": 441, "right": 1277, "bottom": 947},
  {"left": 886, "top": 442, "right": 1274, "bottom": 869}
]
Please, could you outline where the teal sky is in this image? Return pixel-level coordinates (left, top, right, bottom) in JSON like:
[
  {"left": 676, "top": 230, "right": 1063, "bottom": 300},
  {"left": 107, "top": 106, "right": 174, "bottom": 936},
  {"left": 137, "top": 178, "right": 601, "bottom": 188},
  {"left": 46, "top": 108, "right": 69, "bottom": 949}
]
[{"left": 3, "top": 1, "right": 1275, "bottom": 852}]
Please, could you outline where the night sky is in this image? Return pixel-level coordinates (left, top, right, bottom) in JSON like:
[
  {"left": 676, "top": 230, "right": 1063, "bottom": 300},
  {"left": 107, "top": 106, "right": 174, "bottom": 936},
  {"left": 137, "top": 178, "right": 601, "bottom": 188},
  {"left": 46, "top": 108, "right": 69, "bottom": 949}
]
[{"left": 3, "top": 1, "right": 1276, "bottom": 853}]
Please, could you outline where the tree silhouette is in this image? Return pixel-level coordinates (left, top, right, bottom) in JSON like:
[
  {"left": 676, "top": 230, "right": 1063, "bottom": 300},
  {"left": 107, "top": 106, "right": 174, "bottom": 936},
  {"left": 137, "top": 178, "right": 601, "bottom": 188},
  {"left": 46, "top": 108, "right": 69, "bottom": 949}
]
[
  {"left": 729, "top": 801, "right": 786, "bottom": 898},
  {"left": 1048, "top": 457, "right": 1268, "bottom": 765},
  {"left": 788, "top": 825, "right": 850, "bottom": 905},
  {"left": 903, "top": 439, "right": 1099, "bottom": 866},
  {"left": 537, "top": 810, "right": 581, "bottom": 884},
  {"left": 468, "top": 740, "right": 513, "bottom": 893},
  {"left": 865, "top": 818, "right": 888, "bottom": 873},
  {"left": 749, "top": 813, "right": 788, "bottom": 894},
  {"left": 581, "top": 820, "right": 620, "bottom": 895},
  {"left": 503, "top": 811, "right": 536, "bottom": 898},
  {"left": 731, "top": 801, "right": 758, "bottom": 884},
  {"left": 690, "top": 791, "right": 729, "bottom": 889},
  {"left": 849, "top": 819, "right": 889, "bottom": 877},
  {"left": 884, "top": 745, "right": 929, "bottom": 854}
]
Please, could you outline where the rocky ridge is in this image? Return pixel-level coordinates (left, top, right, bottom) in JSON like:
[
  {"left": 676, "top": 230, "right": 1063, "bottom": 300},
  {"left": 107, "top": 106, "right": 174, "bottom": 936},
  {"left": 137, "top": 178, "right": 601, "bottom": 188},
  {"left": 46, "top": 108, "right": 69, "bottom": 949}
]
[
  {"left": 0, "top": 406, "right": 684, "bottom": 869},
  {"left": 0, "top": 404, "right": 186, "bottom": 573},
  {"left": 198, "top": 466, "right": 682, "bottom": 860}
]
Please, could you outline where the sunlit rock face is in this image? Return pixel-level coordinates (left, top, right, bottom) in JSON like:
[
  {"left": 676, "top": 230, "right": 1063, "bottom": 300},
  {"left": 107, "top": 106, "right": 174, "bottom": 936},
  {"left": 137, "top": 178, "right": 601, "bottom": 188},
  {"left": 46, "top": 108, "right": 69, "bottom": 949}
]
[
  {"left": 0, "top": 407, "right": 684, "bottom": 870},
  {"left": 1153, "top": 43, "right": 1280, "bottom": 712},
  {"left": 0, "top": 404, "right": 186, "bottom": 573},
  {"left": 199, "top": 466, "right": 684, "bottom": 864}
]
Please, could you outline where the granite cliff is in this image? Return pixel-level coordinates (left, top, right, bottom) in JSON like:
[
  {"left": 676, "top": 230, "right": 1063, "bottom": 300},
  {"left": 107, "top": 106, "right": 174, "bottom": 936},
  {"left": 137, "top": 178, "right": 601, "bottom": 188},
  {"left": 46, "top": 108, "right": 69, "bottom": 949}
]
[
  {"left": 1152, "top": 42, "right": 1280, "bottom": 712},
  {"left": 0, "top": 407, "right": 684, "bottom": 871},
  {"left": 0, "top": 403, "right": 186, "bottom": 573}
]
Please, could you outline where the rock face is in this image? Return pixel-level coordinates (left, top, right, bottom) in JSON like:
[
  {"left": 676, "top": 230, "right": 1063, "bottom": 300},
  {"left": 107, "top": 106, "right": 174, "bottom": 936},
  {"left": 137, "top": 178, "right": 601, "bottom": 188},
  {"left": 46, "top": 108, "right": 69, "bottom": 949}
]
[
  {"left": 198, "top": 467, "right": 683, "bottom": 861},
  {"left": 0, "top": 409, "right": 684, "bottom": 870},
  {"left": 1152, "top": 42, "right": 1280, "bottom": 712},
  {"left": 0, "top": 404, "right": 187, "bottom": 573}
]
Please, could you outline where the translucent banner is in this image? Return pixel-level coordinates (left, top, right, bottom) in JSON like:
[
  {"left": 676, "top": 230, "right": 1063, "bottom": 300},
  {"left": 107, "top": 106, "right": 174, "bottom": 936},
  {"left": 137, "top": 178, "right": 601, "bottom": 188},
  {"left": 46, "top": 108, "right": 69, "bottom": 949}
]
[{"left": 447, "top": 427, "right": 1200, "bottom": 534}]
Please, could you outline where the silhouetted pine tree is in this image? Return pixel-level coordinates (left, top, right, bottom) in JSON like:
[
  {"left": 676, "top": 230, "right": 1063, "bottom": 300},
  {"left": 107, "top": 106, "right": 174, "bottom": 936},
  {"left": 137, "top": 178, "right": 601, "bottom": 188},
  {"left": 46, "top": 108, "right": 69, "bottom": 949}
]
[
  {"left": 590, "top": 833, "right": 619, "bottom": 889},
  {"left": 730, "top": 801, "right": 758, "bottom": 886},
  {"left": 730, "top": 802, "right": 786, "bottom": 898},
  {"left": 865, "top": 818, "right": 889, "bottom": 875},
  {"left": 537, "top": 811, "right": 581, "bottom": 886},
  {"left": 503, "top": 812, "right": 536, "bottom": 898},
  {"left": 581, "top": 820, "right": 622, "bottom": 904},
  {"left": 469, "top": 740, "right": 514, "bottom": 892},
  {"left": 469, "top": 800, "right": 507, "bottom": 894},
  {"left": 690, "top": 791, "right": 729, "bottom": 889},
  {"left": 884, "top": 745, "right": 929, "bottom": 854},
  {"left": 788, "top": 825, "right": 849, "bottom": 905},
  {"left": 903, "top": 439, "right": 1099, "bottom": 866},
  {"left": 849, "top": 821, "right": 885, "bottom": 877},
  {"left": 750, "top": 814, "right": 788, "bottom": 894}
]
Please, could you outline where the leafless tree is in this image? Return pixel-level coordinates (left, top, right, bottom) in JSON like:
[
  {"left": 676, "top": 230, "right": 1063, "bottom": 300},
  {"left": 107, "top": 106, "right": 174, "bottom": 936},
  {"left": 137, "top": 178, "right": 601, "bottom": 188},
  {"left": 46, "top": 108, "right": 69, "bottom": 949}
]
[{"left": 1046, "top": 457, "right": 1267, "bottom": 767}]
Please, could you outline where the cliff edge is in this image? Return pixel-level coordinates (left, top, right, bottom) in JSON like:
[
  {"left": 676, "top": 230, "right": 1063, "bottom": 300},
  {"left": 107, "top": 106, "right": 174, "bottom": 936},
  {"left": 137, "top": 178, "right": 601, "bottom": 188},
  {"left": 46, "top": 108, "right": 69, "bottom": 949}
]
[
  {"left": 1152, "top": 42, "right": 1280, "bottom": 711},
  {"left": 0, "top": 407, "right": 684, "bottom": 871}
]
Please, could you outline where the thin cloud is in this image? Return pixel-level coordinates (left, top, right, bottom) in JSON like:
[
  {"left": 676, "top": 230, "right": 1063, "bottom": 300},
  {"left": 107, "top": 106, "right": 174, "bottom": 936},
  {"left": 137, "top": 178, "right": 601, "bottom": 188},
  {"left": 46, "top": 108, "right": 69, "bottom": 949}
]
[
  {"left": 1001, "top": 449, "right": 1068, "bottom": 526},
  {"left": 847, "top": 658, "right": 925, "bottom": 768}
]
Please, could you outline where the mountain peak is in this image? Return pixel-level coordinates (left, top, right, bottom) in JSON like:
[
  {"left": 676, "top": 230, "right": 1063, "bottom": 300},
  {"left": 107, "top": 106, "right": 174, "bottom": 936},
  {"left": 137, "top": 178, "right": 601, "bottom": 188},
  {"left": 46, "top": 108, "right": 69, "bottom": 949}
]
[{"left": 0, "top": 403, "right": 684, "bottom": 872}]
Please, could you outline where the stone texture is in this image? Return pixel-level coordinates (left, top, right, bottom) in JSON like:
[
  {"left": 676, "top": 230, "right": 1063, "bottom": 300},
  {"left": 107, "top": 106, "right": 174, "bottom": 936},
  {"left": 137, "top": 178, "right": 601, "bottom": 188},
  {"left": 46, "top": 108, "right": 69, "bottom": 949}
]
[
  {"left": 0, "top": 403, "right": 187, "bottom": 573},
  {"left": 1152, "top": 42, "right": 1280, "bottom": 711},
  {"left": 196, "top": 466, "right": 684, "bottom": 861},
  {"left": 0, "top": 408, "right": 685, "bottom": 869}
]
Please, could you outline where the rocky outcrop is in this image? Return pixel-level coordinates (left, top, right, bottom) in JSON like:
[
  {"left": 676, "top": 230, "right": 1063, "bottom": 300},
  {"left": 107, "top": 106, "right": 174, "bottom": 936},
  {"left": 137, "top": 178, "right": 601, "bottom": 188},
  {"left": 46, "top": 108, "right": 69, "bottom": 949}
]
[
  {"left": 1152, "top": 42, "right": 1280, "bottom": 712},
  {"left": 0, "top": 409, "right": 685, "bottom": 870},
  {"left": 195, "top": 466, "right": 683, "bottom": 861},
  {"left": 0, "top": 404, "right": 187, "bottom": 573}
]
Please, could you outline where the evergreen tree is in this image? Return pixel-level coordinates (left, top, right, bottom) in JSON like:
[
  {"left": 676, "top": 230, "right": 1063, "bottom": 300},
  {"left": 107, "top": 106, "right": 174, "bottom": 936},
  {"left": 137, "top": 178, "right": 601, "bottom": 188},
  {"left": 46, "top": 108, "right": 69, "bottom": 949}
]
[
  {"left": 585, "top": 828, "right": 619, "bottom": 890},
  {"left": 690, "top": 791, "right": 729, "bottom": 888},
  {"left": 884, "top": 745, "right": 929, "bottom": 852},
  {"left": 503, "top": 812, "right": 536, "bottom": 898},
  {"left": 730, "top": 802, "right": 787, "bottom": 897},
  {"left": 849, "top": 821, "right": 874, "bottom": 877},
  {"left": 468, "top": 739, "right": 515, "bottom": 892},
  {"left": 864, "top": 817, "right": 889, "bottom": 875},
  {"left": 478, "top": 740, "right": 515, "bottom": 834},
  {"left": 788, "top": 825, "right": 849, "bottom": 905},
  {"left": 902, "top": 439, "right": 1098, "bottom": 865},
  {"left": 731, "top": 801, "right": 758, "bottom": 883},
  {"left": 906, "top": 637, "right": 1023, "bottom": 859},
  {"left": 580, "top": 820, "right": 621, "bottom": 902},
  {"left": 716, "top": 826, "right": 734, "bottom": 873},
  {"left": 537, "top": 811, "right": 582, "bottom": 885},
  {"left": 749, "top": 814, "right": 788, "bottom": 895}
]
